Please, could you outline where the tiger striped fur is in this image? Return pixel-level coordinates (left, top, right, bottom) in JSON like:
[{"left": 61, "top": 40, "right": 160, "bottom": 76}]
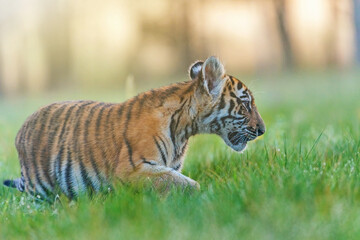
[{"left": 3, "top": 56, "right": 265, "bottom": 200}]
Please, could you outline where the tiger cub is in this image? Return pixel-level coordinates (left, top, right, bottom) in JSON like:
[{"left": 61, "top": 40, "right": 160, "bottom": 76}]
[{"left": 3, "top": 56, "right": 265, "bottom": 200}]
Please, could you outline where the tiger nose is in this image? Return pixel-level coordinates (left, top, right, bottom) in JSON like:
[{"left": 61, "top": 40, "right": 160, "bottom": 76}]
[{"left": 257, "top": 123, "right": 265, "bottom": 136}]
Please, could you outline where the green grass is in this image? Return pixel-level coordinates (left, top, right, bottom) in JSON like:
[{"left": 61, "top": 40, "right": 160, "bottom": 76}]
[{"left": 1, "top": 70, "right": 360, "bottom": 239}]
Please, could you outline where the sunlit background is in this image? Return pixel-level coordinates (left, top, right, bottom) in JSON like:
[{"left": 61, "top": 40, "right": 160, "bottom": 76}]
[{"left": 0, "top": 0, "right": 359, "bottom": 97}]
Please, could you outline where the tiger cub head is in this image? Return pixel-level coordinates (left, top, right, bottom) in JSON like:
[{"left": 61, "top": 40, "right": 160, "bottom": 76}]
[{"left": 190, "top": 56, "right": 265, "bottom": 152}]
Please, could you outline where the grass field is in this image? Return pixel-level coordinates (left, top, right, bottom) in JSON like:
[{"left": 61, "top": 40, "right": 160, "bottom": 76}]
[{"left": 0, "top": 71, "right": 359, "bottom": 240}]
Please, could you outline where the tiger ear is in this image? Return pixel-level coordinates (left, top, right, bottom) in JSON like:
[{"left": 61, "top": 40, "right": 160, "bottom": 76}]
[
  {"left": 189, "top": 61, "right": 204, "bottom": 80},
  {"left": 202, "top": 56, "right": 226, "bottom": 99}
]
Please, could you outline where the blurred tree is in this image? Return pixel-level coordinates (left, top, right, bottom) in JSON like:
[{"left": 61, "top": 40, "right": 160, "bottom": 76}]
[
  {"left": 42, "top": 7, "right": 71, "bottom": 90},
  {"left": 354, "top": 0, "right": 360, "bottom": 64},
  {"left": 327, "top": 0, "right": 339, "bottom": 67},
  {"left": 179, "top": 0, "right": 192, "bottom": 69},
  {"left": 274, "top": 0, "right": 294, "bottom": 69},
  {"left": 0, "top": 58, "right": 2, "bottom": 96},
  {"left": 169, "top": 0, "right": 192, "bottom": 71}
]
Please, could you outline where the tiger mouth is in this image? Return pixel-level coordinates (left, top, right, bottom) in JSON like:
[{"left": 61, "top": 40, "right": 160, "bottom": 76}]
[{"left": 228, "top": 131, "right": 256, "bottom": 145}]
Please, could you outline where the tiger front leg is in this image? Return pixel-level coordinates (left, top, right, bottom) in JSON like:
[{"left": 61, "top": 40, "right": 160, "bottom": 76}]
[
  {"left": 152, "top": 169, "right": 200, "bottom": 192},
  {"left": 131, "top": 161, "right": 200, "bottom": 191}
]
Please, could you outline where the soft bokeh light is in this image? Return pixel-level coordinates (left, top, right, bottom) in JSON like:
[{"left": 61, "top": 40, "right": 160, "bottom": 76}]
[{"left": 0, "top": 0, "right": 359, "bottom": 96}]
